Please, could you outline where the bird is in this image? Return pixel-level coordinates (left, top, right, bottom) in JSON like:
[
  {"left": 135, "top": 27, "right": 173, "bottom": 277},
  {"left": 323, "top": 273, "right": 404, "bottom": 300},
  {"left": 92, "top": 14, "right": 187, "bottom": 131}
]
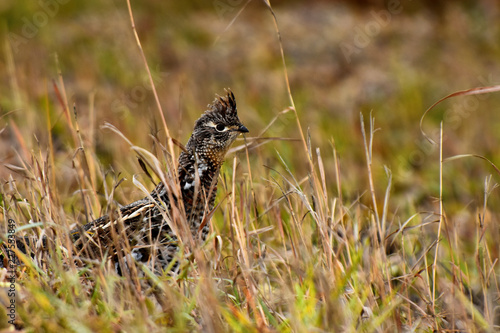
[{"left": 2, "top": 90, "right": 248, "bottom": 275}]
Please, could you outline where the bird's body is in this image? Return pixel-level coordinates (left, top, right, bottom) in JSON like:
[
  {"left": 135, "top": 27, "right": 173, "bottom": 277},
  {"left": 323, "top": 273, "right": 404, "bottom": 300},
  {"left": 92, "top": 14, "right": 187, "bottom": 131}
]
[{"left": 4, "top": 91, "right": 248, "bottom": 275}]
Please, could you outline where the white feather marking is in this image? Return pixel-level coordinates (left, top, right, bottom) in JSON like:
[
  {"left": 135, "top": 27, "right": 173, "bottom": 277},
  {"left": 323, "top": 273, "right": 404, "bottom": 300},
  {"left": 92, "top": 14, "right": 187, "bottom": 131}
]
[
  {"left": 131, "top": 249, "right": 142, "bottom": 261},
  {"left": 197, "top": 163, "right": 208, "bottom": 177},
  {"left": 123, "top": 203, "right": 155, "bottom": 220}
]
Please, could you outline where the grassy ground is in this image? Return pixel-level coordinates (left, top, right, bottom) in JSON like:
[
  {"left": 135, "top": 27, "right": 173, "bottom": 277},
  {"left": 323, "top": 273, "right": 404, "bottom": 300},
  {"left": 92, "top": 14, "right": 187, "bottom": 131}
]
[{"left": 0, "top": 1, "right": 499, "bottom": 332}]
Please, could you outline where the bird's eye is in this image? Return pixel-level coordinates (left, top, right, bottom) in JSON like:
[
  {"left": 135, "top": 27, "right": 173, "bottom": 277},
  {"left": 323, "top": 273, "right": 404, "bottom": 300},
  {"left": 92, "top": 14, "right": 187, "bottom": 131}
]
[{"left": 215, "top": 124, "right": 226, "bottom": 132}]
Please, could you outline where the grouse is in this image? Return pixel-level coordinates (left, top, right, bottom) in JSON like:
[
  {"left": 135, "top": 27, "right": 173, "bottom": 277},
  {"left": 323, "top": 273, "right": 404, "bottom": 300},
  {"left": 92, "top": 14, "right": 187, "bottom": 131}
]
[{"left": 2, "top": 90, "right": 248, "bottom": 275}]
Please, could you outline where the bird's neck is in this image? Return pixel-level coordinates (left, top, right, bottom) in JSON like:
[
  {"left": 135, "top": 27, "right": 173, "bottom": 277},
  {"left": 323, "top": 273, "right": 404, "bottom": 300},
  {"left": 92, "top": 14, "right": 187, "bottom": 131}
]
[{"left": 177, "top": 148, "right": 223, "bottom": 214}]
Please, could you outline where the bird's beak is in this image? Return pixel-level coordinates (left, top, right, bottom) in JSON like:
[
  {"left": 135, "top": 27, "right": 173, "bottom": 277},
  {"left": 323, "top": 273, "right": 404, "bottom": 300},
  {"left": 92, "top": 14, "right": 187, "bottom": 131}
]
[{"left": 237, "top": 124, "right": 249, "bottom": 133}]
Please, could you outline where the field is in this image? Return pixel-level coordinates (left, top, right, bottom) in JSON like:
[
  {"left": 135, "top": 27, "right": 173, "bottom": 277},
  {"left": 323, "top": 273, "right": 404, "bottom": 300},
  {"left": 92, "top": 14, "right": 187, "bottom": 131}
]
[{"left": 0, "top": 1, "right": 499, "bottom": 332}]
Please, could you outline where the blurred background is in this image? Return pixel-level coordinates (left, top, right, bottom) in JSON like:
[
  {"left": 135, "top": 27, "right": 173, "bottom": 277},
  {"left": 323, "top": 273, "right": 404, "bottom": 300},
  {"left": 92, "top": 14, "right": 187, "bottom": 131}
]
[{"left": 1, "top": 0, "right": 500, "bottom": 237}]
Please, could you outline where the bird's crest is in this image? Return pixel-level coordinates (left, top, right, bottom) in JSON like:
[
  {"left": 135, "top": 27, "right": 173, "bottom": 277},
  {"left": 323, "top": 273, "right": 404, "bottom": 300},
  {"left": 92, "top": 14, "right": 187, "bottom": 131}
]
[{"left": 207, "top": 89, "right": 237, "bottom": 119}]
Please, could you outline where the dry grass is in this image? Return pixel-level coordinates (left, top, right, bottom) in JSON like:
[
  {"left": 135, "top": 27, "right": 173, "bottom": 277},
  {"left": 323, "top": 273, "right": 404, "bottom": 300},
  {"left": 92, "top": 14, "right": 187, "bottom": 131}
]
[{"left": 1, "top": 1, "right": 500, "bottom": 332}]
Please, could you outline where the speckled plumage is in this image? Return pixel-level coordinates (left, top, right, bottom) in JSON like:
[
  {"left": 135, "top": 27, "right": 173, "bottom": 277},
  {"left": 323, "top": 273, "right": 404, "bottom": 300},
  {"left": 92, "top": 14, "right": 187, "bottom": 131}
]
[{"left": 71, "top": 90, "right": 249, "bottom": 274}]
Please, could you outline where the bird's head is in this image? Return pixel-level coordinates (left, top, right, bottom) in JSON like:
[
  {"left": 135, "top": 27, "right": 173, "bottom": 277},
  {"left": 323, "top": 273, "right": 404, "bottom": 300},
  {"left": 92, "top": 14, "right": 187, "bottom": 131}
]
[{"left": 188, "top": 90, "right": 248, "bottom": 164}]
